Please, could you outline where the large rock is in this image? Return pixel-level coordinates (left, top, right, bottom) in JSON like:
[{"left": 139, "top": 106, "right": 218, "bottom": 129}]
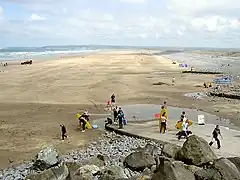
[
  {"left": 142, "top": 144, "right": 162, "bottom": 156},
  {"left": 228, "top": 157, "right": 240, "bottom": 172},
  {"left": 152, "top": 157, "right": 195, "bottom": 180},
  {"left": 128, "top": 175, "right": 151, "bottom": 180},
  {"left": 162, "top": 143, "right": 180, "bottom": 159},
  {"left": 26, "top": 162, "right": 69, "bottom": 180},
  {"left": 176, "top": 135, "right": 217, "bottom": 166},
  {"left": 81, "top": 154, "right": 107, "bottom": 167},
  {"left": 194, "top": 158, "right": 240, "bottom": 180},
  {"left": 33, "top": 145, "right": 59, "bottom": 171},
  {"left": 124, "top": 151, "right": 155, "bottom": 171},
  {"left": 78, "top": 165, "right": 100, "bottom": 176},
  {"left": 213, "top": 158, "right": 240, "bottom": 179},
  {"left": 99, "top": 165, "right": 127, "bottom": 180},
  {"left": 194, "top": 168, "right": 221, "bottom": 180},
  {"left": 65, "top": 162, "right": 81, "bottom": 180}
]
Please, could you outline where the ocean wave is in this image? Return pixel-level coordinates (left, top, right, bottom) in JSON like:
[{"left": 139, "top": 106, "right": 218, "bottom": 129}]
[{"left": 0, "top": 48, "right": 99, "bottom": 60}]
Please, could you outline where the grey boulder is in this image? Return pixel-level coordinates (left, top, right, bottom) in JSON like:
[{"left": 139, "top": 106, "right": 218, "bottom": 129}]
[
  {"left": 33, "top": 145, "right": 59, "bottom": 171},
  {"left": 194, "top": 158, "right": 240, "bottom": 180},
  {"left": 176, "top": 135, "right": 217, "bottom": 166},
  {"left": 228, "top": 157, "right": 240, "bottom": 172},
  {"left": 99, "top": 165, "right": 127, "bottom": 180},
  {"left": 25, "top": 162, "right": 69, "bottom": 180},
  {"left": 124, "top": 151, "right": 155, "bottom": 171},
  {"left": 152, "top": 157, "right": 195, "bottom": 180}
]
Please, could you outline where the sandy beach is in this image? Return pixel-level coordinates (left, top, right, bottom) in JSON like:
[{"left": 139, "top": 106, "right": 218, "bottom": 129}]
[{"left": 0, "top": 50, "right": 240, "bottom": 168}]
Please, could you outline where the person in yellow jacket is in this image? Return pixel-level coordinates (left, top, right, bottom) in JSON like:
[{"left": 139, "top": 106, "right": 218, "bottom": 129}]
[
  {"left": 160, "top": 105, "right": 168, "bottom": 119},
  {"left": 159, "top": 105, "right": 168, "bottom": 132}
]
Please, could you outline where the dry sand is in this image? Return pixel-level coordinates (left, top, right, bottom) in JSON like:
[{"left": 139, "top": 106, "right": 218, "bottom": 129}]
[{"left": 0, "top": 50, "right": 240, "bottom": 168}]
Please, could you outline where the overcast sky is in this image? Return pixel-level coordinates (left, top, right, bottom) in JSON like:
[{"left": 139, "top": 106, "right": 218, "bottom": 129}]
[{"left": 0, "top": 0, "right": 240, "bottom": 48}]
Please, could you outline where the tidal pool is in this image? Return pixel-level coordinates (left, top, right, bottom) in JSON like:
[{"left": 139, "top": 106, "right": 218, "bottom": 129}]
[{"left": 120, "top": 104, "right": 234, "bottom": 129}]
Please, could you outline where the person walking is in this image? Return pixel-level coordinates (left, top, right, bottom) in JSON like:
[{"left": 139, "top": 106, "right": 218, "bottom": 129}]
[
  {"left": 159, "top": 105, "right": 168, "bottom": 130},
  {"left": 60, "top": 124, "right": 67, "bottom": 141},
  {"left": 209, "top": 125, "right": 222, "bottom": 149}
]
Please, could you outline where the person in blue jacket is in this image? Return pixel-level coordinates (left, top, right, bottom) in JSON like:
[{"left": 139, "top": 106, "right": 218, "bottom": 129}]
[{"left": 117, "top": 107, "right": 124, "bottom": 129}]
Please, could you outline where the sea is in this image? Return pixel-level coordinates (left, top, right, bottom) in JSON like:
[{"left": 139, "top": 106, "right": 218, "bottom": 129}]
[{"left": 1, "top": 45, "right": 240, "bottom": 76}]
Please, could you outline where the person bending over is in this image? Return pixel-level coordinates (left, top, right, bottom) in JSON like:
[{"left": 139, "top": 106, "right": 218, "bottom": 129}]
[
  {"left": 178, "top": 119, "right": 189, "bottom": 140},
  {"left": 79, "top": 115, "right": 87, "bottom": 132}
]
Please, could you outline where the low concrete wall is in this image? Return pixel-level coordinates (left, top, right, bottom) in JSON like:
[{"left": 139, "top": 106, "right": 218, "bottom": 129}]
[{"left": 105, "top": 124, "right": 181, "bottom": 148}]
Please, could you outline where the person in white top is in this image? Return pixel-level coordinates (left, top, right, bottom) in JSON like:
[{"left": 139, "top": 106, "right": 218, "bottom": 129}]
[
  {"left": 178, "top": 119, "right": 189, "bottom": 140},
  {"left": 160, "top": 112, "right": 167, "bottom": 134}
]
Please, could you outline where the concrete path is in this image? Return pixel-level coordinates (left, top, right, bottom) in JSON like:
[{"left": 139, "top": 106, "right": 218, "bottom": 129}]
[{"left": 109, "top": 120, "right": 240, "bottom": 157}]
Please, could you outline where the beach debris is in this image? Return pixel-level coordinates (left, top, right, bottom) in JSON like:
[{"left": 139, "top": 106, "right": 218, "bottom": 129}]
[
  {"left": 21, "top": 60, "right": 32, "bottom": 65},
  {"left": 153, "top": 82, "right": 169, "bottom": 86},
  {"left": 184, "top": 92, "right": 207, "bottom": 99}
]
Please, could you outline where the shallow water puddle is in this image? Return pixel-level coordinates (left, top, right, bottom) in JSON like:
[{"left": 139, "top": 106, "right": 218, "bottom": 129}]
[{"left": 120, "top": 104, "right": 234, "bottom": 129}]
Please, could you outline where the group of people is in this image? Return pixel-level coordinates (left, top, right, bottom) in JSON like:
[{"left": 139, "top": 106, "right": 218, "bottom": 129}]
[
  {"left": 175, "top": 111, "right": 193, "bottom": 140},
  {"left": 159, "top": 101, "right": 223, "bottom": 148},
  {"left": 112, "top": 106, "right": 126, "bottom": 129},
  {"left": 77, "top": 110, "right": 90, "bottom": 132}
]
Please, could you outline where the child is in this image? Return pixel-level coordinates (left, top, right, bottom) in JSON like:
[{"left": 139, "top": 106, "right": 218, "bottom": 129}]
[{"left": 60, "top": 124, "right": 67, "bottom": 140}]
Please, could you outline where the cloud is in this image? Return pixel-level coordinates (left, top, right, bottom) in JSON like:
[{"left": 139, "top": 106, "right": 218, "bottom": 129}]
[
  {"left": 0, "top": 6, "right": 3, "bottom": 19},
  {"left": 0, "top": 0, "right": 239, "bottom": 47},
  {"left": 190, "top": 16, "right": 240, "bottom": 32},
  {"left": 29, "top": 13, "right": 46, "bottom": 21},
  {"left": 119, "top": 0, "right": 145, "bottom": 3}
]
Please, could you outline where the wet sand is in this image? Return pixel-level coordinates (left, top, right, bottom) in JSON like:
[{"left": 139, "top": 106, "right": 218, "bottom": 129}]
[{"left": 0, "top": 50, "right": 240, "bottom": 168}]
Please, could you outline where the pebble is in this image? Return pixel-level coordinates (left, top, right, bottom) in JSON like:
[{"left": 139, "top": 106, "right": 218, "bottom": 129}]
[{"left": 0, "top": 132, "right": 161, "bottom": 179}]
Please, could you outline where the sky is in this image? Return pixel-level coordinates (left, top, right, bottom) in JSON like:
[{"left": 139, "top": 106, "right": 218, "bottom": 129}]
[{"left": 0, "top": 0, "right": 240, "bottom": 48}]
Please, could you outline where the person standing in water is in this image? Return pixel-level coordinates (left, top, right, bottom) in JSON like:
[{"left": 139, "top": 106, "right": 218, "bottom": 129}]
[
  {"left": 60, "top": 124, "right": 67, "bottom": 140},
  {"left": 209, "top": 125, "right": 222, "bottom": 149}
]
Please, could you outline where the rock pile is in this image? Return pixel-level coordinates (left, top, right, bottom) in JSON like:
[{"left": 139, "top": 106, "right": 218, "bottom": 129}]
[
  {"left": 209, "top": 85, "right": 240, "bottom": 100},
  {"left": 1, "top": 133, "right": 240, "bottom": 180}
]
